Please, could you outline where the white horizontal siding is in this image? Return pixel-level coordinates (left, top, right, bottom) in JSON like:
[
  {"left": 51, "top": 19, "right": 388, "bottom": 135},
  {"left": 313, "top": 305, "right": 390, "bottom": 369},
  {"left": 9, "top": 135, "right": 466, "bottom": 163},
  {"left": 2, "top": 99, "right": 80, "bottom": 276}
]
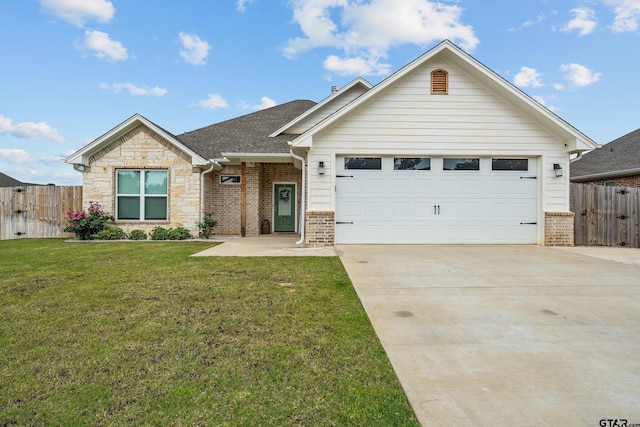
[{"left": 306, "top": 58, "right": 570, "bottom": 212}]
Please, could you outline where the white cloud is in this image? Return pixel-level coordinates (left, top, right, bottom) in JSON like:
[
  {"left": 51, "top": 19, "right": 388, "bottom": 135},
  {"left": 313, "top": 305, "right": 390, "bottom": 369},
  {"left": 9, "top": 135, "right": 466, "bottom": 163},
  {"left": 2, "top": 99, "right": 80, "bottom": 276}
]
[
  {"left": 99, "top": 82, "right": 167, "bottom": 97},
  {"left": 198, "top": 94, "right": 228, "bottom": 110},
  {"left": 0, "top": 115, "right": 65, "bottom": 143},
  {"left": 179, "top": 32, "right": 211, "bottom": 65},
  {"left": 554, "top": 83, "right": 565, "bottom": 91},
  {"left": 0, "top": 148, "right": 33, "bottom": 165},
  {"left": 523, "top": 14, "right": 546, "bottom": 28},
  {"left": 514, "top": 66, "right": 544, "bottom": 88},
  {"left": 41, "top": 0, "right": 115, "bottom": 27},
  {"left": 562, "top": 8, "right": 597, "bottom": 36},
  {"left": 252, "top": 97, "right": 277, "bottom": 110},
  {"left": 79, "top": 30, "right": 128, "bottom": 62},
  {"left": 561, "top": 63, "right": 602, "bottom": 86},
  {"left": 324, "top": 54, "right": 390, "bottom": 76},
  {"left": 237, "top": 0, "right": 254, "bottom": 12},
  {"left": 283, "top": 0, "right": 478, "bottom": 76},
  {"left": 604, "top": 0, "right": 640, "bottom": 32}
]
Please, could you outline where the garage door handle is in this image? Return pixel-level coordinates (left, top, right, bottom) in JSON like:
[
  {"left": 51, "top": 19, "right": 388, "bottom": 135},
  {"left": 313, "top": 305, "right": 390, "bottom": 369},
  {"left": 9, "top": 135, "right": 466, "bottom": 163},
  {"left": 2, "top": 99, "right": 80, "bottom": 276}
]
[
  {"left": 520, "top": 222, "right": 537, "bottom": 225},
  {"left": 520, "top": 176, "right": 537, "bottom": 179},
  {"left": 434, "top": 205, "right": 440, "bottom": 215},
  {"left": 336, "top": 221, "right": 354, "bottom": 225}
]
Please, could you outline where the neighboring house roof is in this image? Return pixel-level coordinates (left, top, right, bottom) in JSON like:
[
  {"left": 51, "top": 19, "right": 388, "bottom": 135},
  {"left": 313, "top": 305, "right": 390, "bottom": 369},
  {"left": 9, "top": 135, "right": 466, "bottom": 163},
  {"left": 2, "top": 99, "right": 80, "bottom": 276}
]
[
  {"left": 290, "top": 40, "right": 597, "bottom": 153},
  {"left": 571, "top": 127, "right": 640, "bottom": 181},
  {"left": 177, "top": 100, "right": 316, "bottom": 160},
  {"left": 65, "top": 113, "right": 210, "bottom": 167},
  {"left": 0, "top": 171, "right": 26, "bottom": 187}
]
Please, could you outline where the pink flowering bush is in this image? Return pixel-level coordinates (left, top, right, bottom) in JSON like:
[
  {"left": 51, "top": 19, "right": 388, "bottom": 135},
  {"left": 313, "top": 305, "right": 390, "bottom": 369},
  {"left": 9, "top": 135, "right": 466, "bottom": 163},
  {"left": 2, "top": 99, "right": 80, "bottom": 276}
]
[{"left": 64, "top": 201, "right": 114, "bottom": 240}]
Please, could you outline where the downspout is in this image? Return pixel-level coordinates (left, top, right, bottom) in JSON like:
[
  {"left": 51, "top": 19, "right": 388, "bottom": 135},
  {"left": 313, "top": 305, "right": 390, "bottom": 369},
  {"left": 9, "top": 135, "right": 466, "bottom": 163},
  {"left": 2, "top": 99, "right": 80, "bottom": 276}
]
[
  {"left": 289, "top": 147, "right": 306, "bottom": 246},
  {"left": 200, "top": 162, "right": 216, "bottom": 224}
]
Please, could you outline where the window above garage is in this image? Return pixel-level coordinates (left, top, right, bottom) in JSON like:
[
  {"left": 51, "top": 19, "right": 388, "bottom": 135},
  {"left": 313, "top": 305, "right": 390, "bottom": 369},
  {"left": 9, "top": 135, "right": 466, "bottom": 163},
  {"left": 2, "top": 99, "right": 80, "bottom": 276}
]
[
  {"left": 344, "top": 157, "right": 382, "bottom": 170},
  {"left": 394, "top": 158, "right": 431, "bottom": 170},
  {"left": 491, "top": 159, "right": 529, "bottom": 171},
  {"left": 443, "top": 158, "right": 479, "bottom": 171}
]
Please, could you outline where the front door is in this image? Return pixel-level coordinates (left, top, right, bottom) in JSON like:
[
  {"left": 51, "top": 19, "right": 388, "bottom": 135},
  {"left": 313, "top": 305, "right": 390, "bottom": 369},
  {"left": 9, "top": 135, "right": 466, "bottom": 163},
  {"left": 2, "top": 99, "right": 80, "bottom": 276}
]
[{"left": 274, "top": 183, "right": 296, "bottom": 232}]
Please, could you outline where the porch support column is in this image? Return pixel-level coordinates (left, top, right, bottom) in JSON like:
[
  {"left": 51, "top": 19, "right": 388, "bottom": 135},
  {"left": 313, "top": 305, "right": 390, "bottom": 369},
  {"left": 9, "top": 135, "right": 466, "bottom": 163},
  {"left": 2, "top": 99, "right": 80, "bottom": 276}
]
[{"left": 241, "top": 162, "right": 246, "bottom": 237}]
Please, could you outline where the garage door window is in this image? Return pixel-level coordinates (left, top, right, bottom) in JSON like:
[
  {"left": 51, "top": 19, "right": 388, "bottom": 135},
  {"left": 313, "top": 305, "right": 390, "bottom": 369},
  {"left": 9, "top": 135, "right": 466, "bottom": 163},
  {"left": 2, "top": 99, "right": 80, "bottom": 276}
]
[
  {"left": 394, "top": 158, "right": 431, "bottom": 171},
  {"left": 492, "top": 159, "right": 528, "bottom": 171},
  {"left": 443, "top": 158, "right": 480, "bottom": 171},
  {"left": 344, "top": 157, "right": 382, "bottom": 170}
]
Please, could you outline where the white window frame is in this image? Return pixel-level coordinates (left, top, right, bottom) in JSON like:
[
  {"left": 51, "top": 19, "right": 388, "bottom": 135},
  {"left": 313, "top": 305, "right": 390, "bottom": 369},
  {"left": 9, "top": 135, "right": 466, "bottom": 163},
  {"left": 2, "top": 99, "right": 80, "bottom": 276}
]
[
  {"left": 220, "top": 175, "right": 242, "bottom": 185},
  {"left": 115, "top": 169, "right": 168, "bottom": 221}
]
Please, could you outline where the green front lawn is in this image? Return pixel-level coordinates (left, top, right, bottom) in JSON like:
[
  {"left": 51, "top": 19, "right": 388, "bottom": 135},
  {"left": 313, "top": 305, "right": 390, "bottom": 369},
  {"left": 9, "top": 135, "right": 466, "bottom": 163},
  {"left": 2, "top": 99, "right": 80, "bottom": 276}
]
[{"left": 0, "top": 240, "right": 418, "bottom": 426}]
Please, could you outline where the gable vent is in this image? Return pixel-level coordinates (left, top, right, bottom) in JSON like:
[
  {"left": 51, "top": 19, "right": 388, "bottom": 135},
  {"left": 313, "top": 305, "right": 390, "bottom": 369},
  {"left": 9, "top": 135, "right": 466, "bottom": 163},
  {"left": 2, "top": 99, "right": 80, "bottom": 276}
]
[{"left": 431, "top": 69, "right": 448, "bottom": 95}]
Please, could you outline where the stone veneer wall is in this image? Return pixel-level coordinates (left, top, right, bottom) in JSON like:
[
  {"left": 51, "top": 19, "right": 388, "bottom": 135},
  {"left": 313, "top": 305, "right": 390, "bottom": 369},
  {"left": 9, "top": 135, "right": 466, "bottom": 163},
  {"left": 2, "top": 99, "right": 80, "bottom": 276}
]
[
  {"left": 544, "top": 211, "right": 574, "bottom": 246},
  {"left": 305, "top": 211, "right": 335, "bottom": 247},
  {"left": 82, "top": 125, "right": 201, "bottom": 235}
]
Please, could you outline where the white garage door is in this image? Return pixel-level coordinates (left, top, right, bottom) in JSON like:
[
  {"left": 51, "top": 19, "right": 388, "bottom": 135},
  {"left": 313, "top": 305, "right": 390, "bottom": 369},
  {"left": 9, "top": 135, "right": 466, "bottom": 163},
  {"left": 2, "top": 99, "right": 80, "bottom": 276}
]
[{"left": 335, "top": 156, "right": 538, "bottom": 244}]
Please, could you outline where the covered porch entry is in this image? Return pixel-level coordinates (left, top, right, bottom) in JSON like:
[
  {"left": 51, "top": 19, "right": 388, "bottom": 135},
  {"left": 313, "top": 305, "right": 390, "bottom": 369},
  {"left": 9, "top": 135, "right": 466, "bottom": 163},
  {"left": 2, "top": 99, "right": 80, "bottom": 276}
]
[{"left": 207, "top": 159, "right": 303, "bottom": 237}]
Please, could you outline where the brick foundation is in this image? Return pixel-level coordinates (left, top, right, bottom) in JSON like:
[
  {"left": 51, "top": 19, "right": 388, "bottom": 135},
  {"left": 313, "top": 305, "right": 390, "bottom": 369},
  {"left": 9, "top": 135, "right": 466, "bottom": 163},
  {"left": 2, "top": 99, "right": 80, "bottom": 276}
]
[
  {"left": 544, "top": 211, "right": 574, "bottom": 246},
  {"left": 305, "top": 211, "right": 335, "bottom": 247}
]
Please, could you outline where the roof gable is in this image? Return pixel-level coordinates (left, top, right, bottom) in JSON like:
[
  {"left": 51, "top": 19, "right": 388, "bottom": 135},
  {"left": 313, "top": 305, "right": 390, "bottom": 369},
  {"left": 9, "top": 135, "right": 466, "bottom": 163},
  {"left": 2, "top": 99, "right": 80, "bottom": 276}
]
[
  {"left": 65, "top": 114, "right": 209, "bottom": 167},
  {"left": 269, "top": 78, "right": 372, "bottom": 137},
  {"left": 291, "top": 40, "right": 597, "bottom": 153},
  {"left": 571, "top": 127, "right": 640, "bottom": 180}
]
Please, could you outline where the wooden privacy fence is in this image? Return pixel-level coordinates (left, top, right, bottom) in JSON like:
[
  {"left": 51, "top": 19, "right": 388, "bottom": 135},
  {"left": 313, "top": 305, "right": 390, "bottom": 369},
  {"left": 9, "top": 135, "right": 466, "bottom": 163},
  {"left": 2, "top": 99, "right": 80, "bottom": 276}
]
[
  {"left": 570, "top": 183, "right": 640, "bottom": 248},
  {"left": 0, "top": 186, "right": 82, "bottom": 240}
]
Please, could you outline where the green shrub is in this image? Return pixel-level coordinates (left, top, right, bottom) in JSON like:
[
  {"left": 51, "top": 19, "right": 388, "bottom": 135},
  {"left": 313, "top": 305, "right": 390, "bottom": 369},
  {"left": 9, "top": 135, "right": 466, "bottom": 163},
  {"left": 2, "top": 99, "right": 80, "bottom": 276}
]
[
  {"left": 150, "top": 226, "right": 170, "bottom": 240},
  {"left": 196, "top": 212, "right": 218, "bottom": 238},
  {"left": 168, "top": 227, "right": 193, "bottom": 240},
  {"left": 96, "top": 227, "right": 128, "bottom": 240},
  {"left": 150, "top": 226, "right": 193, "bottom": 240},
  {"left": 64, "top": 201, "right": 113, "bottom": 240},
  {"left": 128, "top": 229, "right": 147, "bottom": 240}
]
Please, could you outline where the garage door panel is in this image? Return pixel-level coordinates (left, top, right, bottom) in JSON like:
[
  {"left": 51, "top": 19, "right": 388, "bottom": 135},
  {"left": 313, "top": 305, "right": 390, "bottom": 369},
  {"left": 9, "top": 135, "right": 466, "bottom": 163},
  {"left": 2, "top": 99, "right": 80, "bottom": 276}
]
[
  {"left": 391, "top": 201, "right": 433, "bottom": 218},
  {"left": 335, "top": 156, "right": 538, "bottom": 244},
  {"left": 391, "top": 225, "right": 435, "bottom": 243},
  {"left": 362, "top": 179, "right": 384, "bottom": 194}
]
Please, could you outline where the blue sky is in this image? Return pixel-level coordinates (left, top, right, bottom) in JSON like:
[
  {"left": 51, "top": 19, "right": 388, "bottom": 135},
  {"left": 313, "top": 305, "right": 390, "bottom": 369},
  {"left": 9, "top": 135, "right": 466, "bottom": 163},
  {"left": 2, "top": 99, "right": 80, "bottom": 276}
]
[{"left": 1, "top": 0, "right": 639, "bottom": 185}]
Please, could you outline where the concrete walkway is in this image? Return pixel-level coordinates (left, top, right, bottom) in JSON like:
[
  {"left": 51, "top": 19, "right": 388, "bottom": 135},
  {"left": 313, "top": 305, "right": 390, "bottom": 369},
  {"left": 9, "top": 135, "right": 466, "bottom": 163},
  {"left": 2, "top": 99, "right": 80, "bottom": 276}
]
[
  {"left": 191, "top": 235, "right": 337, "bottom": 257},
  {"left": 338, "top": 245, "right": 640, "bottom": 426}
]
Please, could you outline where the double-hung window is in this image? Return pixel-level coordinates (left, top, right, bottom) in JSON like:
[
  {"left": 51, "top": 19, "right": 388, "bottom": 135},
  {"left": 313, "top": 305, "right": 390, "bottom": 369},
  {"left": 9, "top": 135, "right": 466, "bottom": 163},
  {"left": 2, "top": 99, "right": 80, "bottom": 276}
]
[{"left": 116, "top": 170, "right": 168, "bottom": 220}]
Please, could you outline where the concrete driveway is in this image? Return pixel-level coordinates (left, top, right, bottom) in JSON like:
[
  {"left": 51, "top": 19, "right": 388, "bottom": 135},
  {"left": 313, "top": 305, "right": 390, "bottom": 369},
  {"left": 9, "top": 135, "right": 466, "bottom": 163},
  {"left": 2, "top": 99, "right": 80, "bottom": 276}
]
[{"left": 337, "top": 245, "right": 640, "bottom": 426}]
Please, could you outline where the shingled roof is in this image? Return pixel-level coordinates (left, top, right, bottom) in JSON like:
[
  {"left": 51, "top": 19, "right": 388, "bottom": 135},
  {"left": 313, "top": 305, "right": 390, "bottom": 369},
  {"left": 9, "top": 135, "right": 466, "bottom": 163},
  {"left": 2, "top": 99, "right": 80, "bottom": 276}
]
[
  {"left": 0, "top": 171, "right": 27, "bottom": 187},
  {"left": 571, "top": 127, "right": 640, "bottom": 180},
  {"left": 177, "top": 100, "right": 316, "bottom": 159}
]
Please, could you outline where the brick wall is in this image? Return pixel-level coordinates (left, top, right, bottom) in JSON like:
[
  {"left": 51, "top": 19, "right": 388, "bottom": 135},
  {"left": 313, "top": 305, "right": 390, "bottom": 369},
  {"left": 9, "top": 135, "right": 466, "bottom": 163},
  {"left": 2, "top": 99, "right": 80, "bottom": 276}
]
[
  {"left": 575, "top": 175, "right": 640, "bottom": 188},
  {"left": 206, "top": 162, "right": 302, "bottom": 236},
  {"left": 306, "top": 211, "right": 335, "bottom": 246},
  {"left": 82, "top": 125, "right": 201, "bottom": 235},
  {"left": 544, "top": 211, "right": 574, "bottom": 246}
]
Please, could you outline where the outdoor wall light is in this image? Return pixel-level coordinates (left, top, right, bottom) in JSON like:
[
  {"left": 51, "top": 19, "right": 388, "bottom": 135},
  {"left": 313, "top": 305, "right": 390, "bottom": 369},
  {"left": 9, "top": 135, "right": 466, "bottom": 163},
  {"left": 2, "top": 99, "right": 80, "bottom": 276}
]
[
  {"left": 553, "top": 163, "right": 563, "bottom": 177},
  {"left": 318, "top": 161, "right": 325, "bottom": 175}
]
